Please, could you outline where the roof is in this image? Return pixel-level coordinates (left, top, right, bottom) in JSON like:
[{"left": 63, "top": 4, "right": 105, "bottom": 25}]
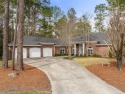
[
  {"left": 73, "top": 35, "right": 86, "bottom": 43},
  {"left": 9, "top": 36, "right": 61, "bottom": 46},
  {"left": 9, "top": 33, "right": 111, "bottom": 46},
  {"left": 89, "top": 33, "right": 111, "bottom": 45},
  {"left": 73, "top": 33, "right": 111, "bottom": 45}
]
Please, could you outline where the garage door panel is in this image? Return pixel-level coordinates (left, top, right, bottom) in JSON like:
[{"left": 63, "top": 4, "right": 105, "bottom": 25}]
[
  {"left": 43, "top": 48, "right": 52, "bottom": 57},
  {"left": 29, "top": 48, "right": 41, "bottom": 58},
  {"left": 15, "top": 48, "right": 17, "bottom": 58},
  {"left": 23, "top": 48, "right": 27, "bottom": 58},
  {"left": 15, "top": 48, "right": 27, "bottom": 58}
]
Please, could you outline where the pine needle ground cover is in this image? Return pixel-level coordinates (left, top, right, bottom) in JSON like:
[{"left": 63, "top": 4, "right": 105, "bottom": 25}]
[
  {"left": 0, "top": 63, "right": 51, "bottom": 94},
  {"left": 74, "top": 57, "right": 125, "bottom": 93}
]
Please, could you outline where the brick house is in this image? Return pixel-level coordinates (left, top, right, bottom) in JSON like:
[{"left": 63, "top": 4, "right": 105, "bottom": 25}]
[{"left": 9, "top": 33, "right": 111, "bottom": 58}]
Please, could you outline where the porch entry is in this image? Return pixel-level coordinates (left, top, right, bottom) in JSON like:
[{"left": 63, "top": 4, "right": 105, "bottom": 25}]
[{"left": 73, "top": 43, "right": 85, "bottom": 56}]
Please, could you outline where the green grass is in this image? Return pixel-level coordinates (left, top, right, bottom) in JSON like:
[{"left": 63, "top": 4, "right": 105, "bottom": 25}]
[{"left": 73, "top": 57, "right": 116, "bottom": 67}]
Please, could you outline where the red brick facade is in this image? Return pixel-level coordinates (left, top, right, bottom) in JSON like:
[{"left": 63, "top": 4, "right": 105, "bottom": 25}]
[
  {"left": 95, "top": 46, "right": 110, "bottom": 57},
  {"left": 55, "top": 46, "right": 68, "bottom": 55},
  {"left": 85, "top": 42, "right": 110, "bottom": 57},
  {"left": 9, "top": 43, "right": 110, "bottom": 58}
]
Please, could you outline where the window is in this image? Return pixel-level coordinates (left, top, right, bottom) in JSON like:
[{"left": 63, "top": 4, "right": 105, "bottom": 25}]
[
  {"left": 60, "top": 48, "right": 65, "bottom": 54},
  {"left": 87, "top": 47, "right": 93, "bottom": 56}
]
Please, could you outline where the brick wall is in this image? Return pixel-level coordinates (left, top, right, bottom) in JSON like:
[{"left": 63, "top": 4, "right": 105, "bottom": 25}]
[
  {"left": 95, "top": 46, "right": 110, "bottom": 57},
  {"left": 85, "top": 42, "right": 109, "bottom": 57},
  {"left": 55, "top": 46, "right": 68, "bottom": 55},
  {"left": 85, "top": 42, "right": 97, "bottom": 55}
]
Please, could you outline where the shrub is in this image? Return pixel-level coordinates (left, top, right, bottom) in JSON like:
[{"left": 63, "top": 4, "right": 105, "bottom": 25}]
[
  {"left": 109, "top": 50, "right": 112, "bottom": 58},
  {"left": 63, "top": 56, "right": 74, "bottom": 60},
  {"left": 54, "top": 54, "right": 68, "bottom": 56},
  {"left": 93, "top": 54, "right": 102, "bottom": 58},
  {"left": 83, "top": 54, "right": 87, "bottom": 57},
  {"left": 80, "top": 54, "right": 83, "bottom": 57}
]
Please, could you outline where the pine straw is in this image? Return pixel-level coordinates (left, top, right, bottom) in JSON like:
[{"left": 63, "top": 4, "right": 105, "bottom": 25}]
[
  {"left": 0, "top": 64, "right": 51, "bottom": 94},
  {"left": 87, "top": 63, "right": 125, "bottom": 93}
]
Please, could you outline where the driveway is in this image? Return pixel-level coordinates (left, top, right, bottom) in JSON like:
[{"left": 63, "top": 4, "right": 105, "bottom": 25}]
[{"left": 24, "top": 57, "right": 124, "bottom": 94}]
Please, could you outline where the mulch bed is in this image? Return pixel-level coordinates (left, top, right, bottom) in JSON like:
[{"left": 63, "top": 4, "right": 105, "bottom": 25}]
[
  {"left": 0, "top": 64, "right": 51, "bottom": 93},
  {"left": 86, "top": 62, "right": 125, "bottom": 93}
]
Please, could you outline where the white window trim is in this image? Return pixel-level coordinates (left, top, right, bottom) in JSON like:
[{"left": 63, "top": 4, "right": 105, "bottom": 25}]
[
  {"left": 60, "top": 48, "right": 65, "bottom": 54},
  {"left": 87, "top": 47, "right": 93, "bottom": 56}
]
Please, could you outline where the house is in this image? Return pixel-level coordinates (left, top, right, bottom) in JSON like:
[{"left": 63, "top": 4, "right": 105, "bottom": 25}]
[{"left": 8, "top": 33, "right": 111, "bottom": 58}]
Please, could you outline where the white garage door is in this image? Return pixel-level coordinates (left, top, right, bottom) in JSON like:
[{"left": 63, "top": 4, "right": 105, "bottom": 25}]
[
  {"left": 15, "top": 48, "right": 27, "bottom": 58},
  {"left": 43, "top": 48, "right": 52, "bottom": 57},
  {"left": 29, "top": 48, "right": 41, "bottom": 58}
]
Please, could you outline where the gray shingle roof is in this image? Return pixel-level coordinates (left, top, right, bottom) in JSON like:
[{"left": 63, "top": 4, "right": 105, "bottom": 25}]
[
  {"left": 73, "top": 35, "right": 86, "bottom": 43},
  {"left": 90, "top": 33, "right": 111, "bottom": 44},
  {"left": 73, "top": 33, "right": 111, "bottom": 45},
  {"left": 9, "top": 36, "right": 61, "bottom": 46},
  {"left": 9, "top": 33, "right": 111, "bottom": 46}
]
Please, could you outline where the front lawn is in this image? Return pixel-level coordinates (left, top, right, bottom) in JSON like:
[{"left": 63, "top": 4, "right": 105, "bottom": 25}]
[{"left": 73, "top": 57, "right": 116, "bottom": 67}]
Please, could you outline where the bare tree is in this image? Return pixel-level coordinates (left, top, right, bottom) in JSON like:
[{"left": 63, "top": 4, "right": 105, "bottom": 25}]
[
  {"left": 55, "top": 15, "right": 77, "bottom": 57},
  {"left": 17, "top": 0, "right": 24, "bottom": 71},
  {"left": 2, "top": 0, "right": 9, "bottom": 69},
  {"left": 77, "top": 13, "right": 92, "bottom": 56},
  {"left": 55, "top": 8, "right": 77, "bottom": 58},
  {"left": 62, "top": 20, "right": 76, "bottom": 57},
  {"left": 108, "top": 8, "right": 125, "bottom": 70}
]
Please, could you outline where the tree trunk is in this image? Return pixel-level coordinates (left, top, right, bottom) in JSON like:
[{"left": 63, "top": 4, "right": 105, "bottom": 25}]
[
  {"left": 117, "top": 57, "right": 123, "bottom": 71},
  {"left": 33, "top": 16, "right": 36, "bottom": 36},
  {"left": 68, "top": 44, "right": 71, "bottom": 58},
  {"left": 17, "top": 0, "right": 24, "bottom": 71},
  {"left": 2, "top": 0, "right": 9, "bottom": 69},
  {"left": 11, "top": 0, "right": 19, "bottom": 71},
  {"left": 31, "top": 11, "right": 36, "bottom": 36},
  {"left": 28, "top": 12, "right": 31, "bottom": 36},
  {"left": 117, "top": 33, "right": 124, "bottom": 70}
]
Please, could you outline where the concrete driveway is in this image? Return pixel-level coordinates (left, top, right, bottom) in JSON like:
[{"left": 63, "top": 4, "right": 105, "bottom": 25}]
[{"left": 24, "top": 57, "right": 124, "bottom": 94}]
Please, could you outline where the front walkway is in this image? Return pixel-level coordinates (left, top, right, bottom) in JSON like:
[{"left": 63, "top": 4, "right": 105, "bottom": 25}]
[{"left": 24, "top": 57, "right": 124, "bottom": 94}]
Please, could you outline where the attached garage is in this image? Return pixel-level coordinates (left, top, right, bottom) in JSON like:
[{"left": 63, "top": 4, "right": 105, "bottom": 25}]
[
  {"left": 15, "top": 48, "right": 27, "bottom": 58},
  {"left": 43, "top": 48, "right": 52, "bottom": 57},
  {"left": 29, "top": 48, "right": 41, "bottom": 58}
]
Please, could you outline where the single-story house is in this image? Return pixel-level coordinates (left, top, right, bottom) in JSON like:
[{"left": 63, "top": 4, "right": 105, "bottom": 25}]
[{"left": 8, "top": 33, "right": 111, "bottom": 58}]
